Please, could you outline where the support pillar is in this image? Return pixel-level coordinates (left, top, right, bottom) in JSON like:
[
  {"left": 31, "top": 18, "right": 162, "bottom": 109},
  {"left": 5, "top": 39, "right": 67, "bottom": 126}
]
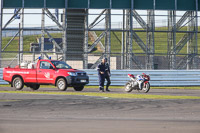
[
  {"left": 187, "top": 12, "right": 193, "bottom": 69},
  {"left": 121, "top": 10, "right": 125, "bottom": 69},
  {"left": 62, "top": 8, "right": 67, "bottom": 62},
  {"left": 83, "top": 9, "right": 88, "bottom": 69},
  {"left": 128, "top": 0, "right": 134, "bottom": 69},
  {"left": 187, "top": 11, "right": 198, "bottom": 69},
  {"left": 168, "top": 10, "right": 176, "bottom": 69},
  {"left": 125, "top": 9, "right": 133, "bottom": 69},
  {"left": 128, "top": 9, "right": 133, "bottom": 69},
  {"left": 194, "top": 2, "right": 199, "bottom": 69},
  {"left": 0, "top": 0, "right": 2, "bottom": 67},
  {"left": 41, "top": 8, "right": 45, "bottom": 59},
  {"left": 20, "top": 8, "right": 24, "bottom": 63},
  {"left": 146, "top": 10, "right": 155, "bottom": 70},
  {"left": 105, "top": 9, "right": 111, "bottom": 65},
  {"left": 125, "top": 10, "right": 130, "bottom": 69}
]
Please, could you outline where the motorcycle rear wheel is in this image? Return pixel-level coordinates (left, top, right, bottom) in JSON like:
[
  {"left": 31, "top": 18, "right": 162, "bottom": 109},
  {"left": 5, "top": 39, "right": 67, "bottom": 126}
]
[
  {"left": 124, "top": 82, "right": 133, "bottom": 92},
  {"left": 138, "top": 82, "right": 150, "bottom": 93}
]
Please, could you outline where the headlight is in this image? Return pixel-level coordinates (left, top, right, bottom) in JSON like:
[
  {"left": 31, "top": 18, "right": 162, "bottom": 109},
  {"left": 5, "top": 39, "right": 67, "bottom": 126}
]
[{"left": 68, "top": 72, "right": 77, "bottom": 76}]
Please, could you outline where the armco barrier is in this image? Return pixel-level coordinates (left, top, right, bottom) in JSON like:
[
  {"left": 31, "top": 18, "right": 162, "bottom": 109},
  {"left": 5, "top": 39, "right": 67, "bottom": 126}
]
[
  {"left": 0, "top": 68, "right": 8, "bottom": 84},
  {"left": 1, "top": 68, "right": 200, "bottom": 86},
  {"left": 84, "top": 69, "right": 200, "bottom": 86}
]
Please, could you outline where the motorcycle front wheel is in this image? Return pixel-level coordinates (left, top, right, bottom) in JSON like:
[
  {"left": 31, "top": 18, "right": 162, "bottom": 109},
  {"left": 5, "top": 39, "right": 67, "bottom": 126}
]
[
  {"left": 138, "top": 82, "right": 150, "bottom": 93},
  {"left": 124, "top": 82, "right": 133, "bottom": 92}
]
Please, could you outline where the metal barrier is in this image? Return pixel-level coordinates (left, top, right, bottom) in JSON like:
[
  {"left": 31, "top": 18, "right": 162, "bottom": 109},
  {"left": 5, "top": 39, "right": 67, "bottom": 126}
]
[
  {"left": 1, "top": 68, "right": 200, "bottom": 86},
  {"left": 84, "top": 69, "right": 200, "bottom": 86},
  {"left": 0, "top": 68, "right": 8, "bottom": 84}
]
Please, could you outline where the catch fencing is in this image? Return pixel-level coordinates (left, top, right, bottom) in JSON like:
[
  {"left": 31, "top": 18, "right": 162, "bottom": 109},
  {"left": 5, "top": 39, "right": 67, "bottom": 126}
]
[{"left": 1, "top": 68, "right": 200, "bottom": 86}]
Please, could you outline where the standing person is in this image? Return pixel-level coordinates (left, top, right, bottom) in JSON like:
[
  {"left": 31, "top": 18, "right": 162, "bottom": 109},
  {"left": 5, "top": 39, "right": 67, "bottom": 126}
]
[
  {"left": 97, "top": 59, "right": 106, "bottom": 92},
  {"left": 104, "top": 58, "right": 111, "bottom": 92}
]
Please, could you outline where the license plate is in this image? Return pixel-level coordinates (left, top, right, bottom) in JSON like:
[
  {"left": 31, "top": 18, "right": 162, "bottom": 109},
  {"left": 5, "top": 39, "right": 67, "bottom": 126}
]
[{"left": 81, "top": 80, "right": 86, "bottom": 83}]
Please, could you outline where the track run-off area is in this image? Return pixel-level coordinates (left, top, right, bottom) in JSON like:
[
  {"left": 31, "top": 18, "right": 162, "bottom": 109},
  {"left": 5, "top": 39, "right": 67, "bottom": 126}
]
[
  {"left": 1, "top": 86, "right": 200, "bottom": 99},
  {"left": 0, "top": 86, "right": 200, "bottom": 133}
]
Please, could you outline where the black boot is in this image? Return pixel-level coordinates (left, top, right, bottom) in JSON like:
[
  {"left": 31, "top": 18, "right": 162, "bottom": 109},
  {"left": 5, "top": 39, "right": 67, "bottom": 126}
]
[
  {"left": 106, "top": 87, "right": 110, "bottom": 92},
  {"left": 99, "top": 87, "right": 104, "bottom": 92}
]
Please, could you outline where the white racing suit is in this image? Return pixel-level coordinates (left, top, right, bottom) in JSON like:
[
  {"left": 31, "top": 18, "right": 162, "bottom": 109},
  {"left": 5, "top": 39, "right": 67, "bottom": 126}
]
[{"left": 136, "top": 75, "right": 144, "bottom": 90}]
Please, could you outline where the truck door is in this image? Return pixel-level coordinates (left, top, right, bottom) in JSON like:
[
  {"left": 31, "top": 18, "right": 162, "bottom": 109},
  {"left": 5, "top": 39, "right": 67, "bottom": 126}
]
[{"left": 37, "top": 61, "right": 55, "bottom": 84}]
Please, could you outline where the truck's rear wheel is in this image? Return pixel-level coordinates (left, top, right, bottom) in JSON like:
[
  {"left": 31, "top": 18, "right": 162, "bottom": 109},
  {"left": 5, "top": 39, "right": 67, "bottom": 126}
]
[
  {"left": 30, "top": 84, "right": 40, "bottom": 90},
  {"left": 12, "top": 77, "right": 24, "bottom": 90},
  {"left": 74, "top": 86, "right": 84, "bottom": 91},
  {"left": 57, "top": 78, "right": 67, "bottom": 91}
]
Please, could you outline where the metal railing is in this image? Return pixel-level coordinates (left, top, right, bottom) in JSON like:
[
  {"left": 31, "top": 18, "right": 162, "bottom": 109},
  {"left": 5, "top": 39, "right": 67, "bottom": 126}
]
[
  {"left": 84, "top": 69, "right": 200, "bottom": 86},
  {"left": 1, "top": 68, "right": 200, "bottom": 86},
  {"left": 0, "top": 68, "right": 8, "bottom": 84}
]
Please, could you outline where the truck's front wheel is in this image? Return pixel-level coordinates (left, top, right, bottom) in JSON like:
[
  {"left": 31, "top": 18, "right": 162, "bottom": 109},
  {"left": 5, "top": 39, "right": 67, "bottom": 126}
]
[
  {"left": 74, "top": 86, "right": 84, "bottom": 91},
  {"left": 57, "top": 78, "right": 67, "bottom": 91},
  {"left": 12, "top": 77, "right": 24, "bottom": 90}
]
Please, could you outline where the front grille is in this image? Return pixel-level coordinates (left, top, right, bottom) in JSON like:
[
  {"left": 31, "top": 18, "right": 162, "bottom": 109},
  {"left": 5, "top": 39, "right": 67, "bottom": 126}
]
[{"left": 77, "top": 72, "right": 86, "bottom": 76}]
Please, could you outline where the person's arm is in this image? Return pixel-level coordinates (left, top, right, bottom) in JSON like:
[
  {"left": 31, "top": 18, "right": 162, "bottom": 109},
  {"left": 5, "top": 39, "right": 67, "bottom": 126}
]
[
  {"left": 97, "top": 64, "right": 100, "bottom": 74},
  {"left": 106, "top": 64, "right": 111, "bottom": 77},
  {"left": 108, "top": 64, "right": 111, "bottom": 75},
  {"left": 97, "top": 64, "right": 104, "bottom": 74}
]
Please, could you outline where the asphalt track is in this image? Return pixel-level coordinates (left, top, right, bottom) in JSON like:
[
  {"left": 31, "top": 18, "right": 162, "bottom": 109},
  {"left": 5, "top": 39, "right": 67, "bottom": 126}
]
[{"left": 0, "top": 87, "right": 200, "bottom": 133}]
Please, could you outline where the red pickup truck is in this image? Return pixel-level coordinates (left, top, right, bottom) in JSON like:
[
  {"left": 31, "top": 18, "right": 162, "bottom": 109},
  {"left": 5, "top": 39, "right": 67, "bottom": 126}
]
[{"left": 3, "top": 59, "right": 89, "bottom": 91}]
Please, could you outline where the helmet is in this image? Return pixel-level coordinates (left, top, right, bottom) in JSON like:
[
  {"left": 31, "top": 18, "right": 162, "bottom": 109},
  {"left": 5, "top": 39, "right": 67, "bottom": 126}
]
[
  {"left": 142, "top": 73, "right": 146, "bottom": 75},
  {"left": 104, "top": 58, "right": 108, "bottom": 62}
]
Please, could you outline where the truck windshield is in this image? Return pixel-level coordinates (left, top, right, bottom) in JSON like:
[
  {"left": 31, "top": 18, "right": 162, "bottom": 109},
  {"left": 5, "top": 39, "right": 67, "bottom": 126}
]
[{"left": 51, "top": 61, "right": 72, "bottom": 69}]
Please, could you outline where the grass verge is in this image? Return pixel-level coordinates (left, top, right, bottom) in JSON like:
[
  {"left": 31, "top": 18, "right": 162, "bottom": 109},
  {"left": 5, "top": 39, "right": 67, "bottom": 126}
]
[
  {"left": 85, "top": 86, "right": 200, "bottom": 90},
  {"left": 0, "top": 90, "right": 200, "bottom": 100},
  {"left": 1, "top": 85, "right": 200, "bottom": 90}
]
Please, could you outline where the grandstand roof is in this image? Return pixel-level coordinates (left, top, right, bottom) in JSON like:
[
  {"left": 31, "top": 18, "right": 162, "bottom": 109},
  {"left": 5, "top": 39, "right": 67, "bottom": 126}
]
[{"left": 2, "top": 0, "right": 200, "bottom": 11}]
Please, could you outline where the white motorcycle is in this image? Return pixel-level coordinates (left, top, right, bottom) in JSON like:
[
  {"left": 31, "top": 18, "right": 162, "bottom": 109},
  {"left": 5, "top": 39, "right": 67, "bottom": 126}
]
[{"left": 124, "top": 74, "right": 150, "bottom": 93}]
